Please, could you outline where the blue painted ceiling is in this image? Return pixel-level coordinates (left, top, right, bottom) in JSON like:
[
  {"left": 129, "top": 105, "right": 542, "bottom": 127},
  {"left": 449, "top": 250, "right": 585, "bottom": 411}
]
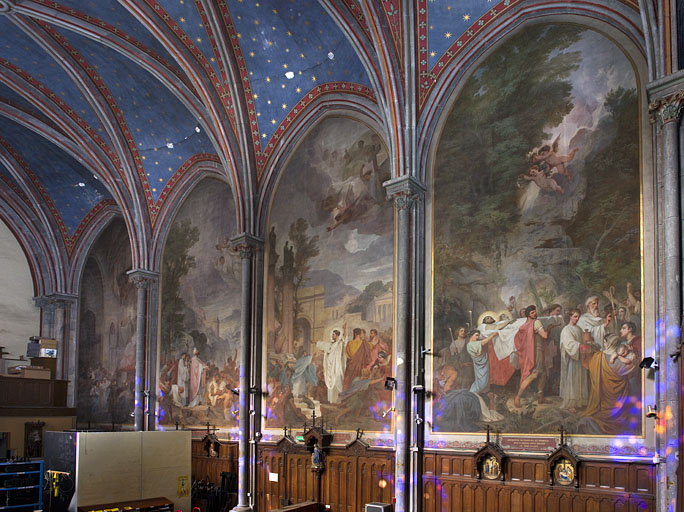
[{"left": 0, "top": 0, "right": 503, "bottom": 250}]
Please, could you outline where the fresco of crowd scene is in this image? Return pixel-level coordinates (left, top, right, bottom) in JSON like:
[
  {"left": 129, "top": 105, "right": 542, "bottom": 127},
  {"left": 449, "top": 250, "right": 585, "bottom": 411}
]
[
  {"left": 158, "top": 347, "right": 241, "bottom": 424},
  {"left": 266, "top": 324, "right": 394, "bottom": 430},
  {"left": 433, "top": 287, "right": 642, "bottom": 435}
]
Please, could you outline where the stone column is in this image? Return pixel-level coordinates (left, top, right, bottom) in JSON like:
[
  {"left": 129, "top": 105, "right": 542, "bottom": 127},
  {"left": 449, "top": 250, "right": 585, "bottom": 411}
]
[
  {"left": 250, "top": 247, "right": 265, "bottom": 506},
  {"left": 144, "top": 275, "right": 160, "bottom": 430},
  {"left": 34, "top": 296, "right": 56, "bottom": 339},
  {"left": 33, "top": 293, "right": 78, "bottom": 404},
  {"left": 383, "top": 176, "right": 425, "bottom": 512},
  {"left": 230, "top": 233, "right": 262, "bottom": 512},
  {"left": 128, "top": 270, "right": 157, "bottom": 432},
  {"left": 649, "top": 91, "right": 683, "bottom": 512}
]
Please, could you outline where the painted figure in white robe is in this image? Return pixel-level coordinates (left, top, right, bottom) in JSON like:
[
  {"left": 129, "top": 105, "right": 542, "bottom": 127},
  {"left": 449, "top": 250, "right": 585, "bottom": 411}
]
[
  {"left": 559, "top": 309, "right": 589, "bottom": 412},
  {"left": 319, "top": 327, "right": 347, "bottom": 403},
  {"left": 577, "top": 296, "right": 613, "bottom": 352},
  {"left": 189, "top": 348, "right": 208, "bottom": 406},
  {"left": 177, "top": 352, "right": 189, "bottom": 406}
]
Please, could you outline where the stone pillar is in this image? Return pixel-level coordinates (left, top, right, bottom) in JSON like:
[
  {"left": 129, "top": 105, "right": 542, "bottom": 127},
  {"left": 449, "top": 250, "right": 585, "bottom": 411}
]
[
  {"left": 384, "top": 176, "right": 425, "bottom": 512},
  {"left": 251, "top": 247, "right": 265, "bottom": 506},
  {"left": 34, "top": 296, "right": 56, "bottom": 339},
  {"left": 34, "top": 293, "right": 78, "bottom": 404},
  {"left": 649, "top": 91, "right": 683, "bottom": 512},
  {"left": 230, "top": 233, "right": 262, "bottom": 512},
  {"left": 145, "top": 275, "right": 160, "bottom": 430},
  {"left": 128, "top": 270, "right": 157, "bottom": 432}
]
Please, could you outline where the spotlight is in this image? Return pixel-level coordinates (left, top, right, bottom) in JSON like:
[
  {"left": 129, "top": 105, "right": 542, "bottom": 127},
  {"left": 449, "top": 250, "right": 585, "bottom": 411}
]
[
  {"left": 384, "top": 377, "right": 396, "bottom": 390},
  {"left": 230, "top": 387, "right": 240, "bottom": 396},
  {"left": 639, "top": 357, "right": 658, "bottom": 370},
  {"left": 646, "top": 405, "right": 658, "bottom": 419},
  {"left": 382, "top": 407, "right": 395, "bottom": 418}
]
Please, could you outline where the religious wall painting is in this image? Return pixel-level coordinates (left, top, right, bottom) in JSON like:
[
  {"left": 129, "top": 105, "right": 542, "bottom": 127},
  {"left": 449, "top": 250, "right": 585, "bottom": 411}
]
[
  {"left": 265, "top": 117, "right": 394, "bottom": 432},
  {"left": 158, "top": 178, "right": 241, "bottom": 427},
  {"left": 77, "top": 219, "right": 137, "bottom": 426},
  {"left": 431, "top": 24, "right": 642, "bottom": 438}
]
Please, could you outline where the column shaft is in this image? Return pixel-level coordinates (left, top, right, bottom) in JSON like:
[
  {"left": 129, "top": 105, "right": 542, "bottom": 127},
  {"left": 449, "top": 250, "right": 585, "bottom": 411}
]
[
  {"left": 661, "top": 117, "right": 680, "bottom": 512},
  {"left": 134, "top": 281, "right": 147, "bottom": 431},
  {"left": 394, "top": 203, "right": 410, "bottom": 512}
]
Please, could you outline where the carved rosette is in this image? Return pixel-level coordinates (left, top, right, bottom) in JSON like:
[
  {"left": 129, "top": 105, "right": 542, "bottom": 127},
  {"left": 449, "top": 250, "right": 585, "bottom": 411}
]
[
  {"left": 230, "top": 233, "right": 264, "bottom": 260},
  {"left": 649, "top": 90, "right": 684, "bottom": 125},
  {"left": 383, "top": 175, "right": 427, "bottom": 211}
]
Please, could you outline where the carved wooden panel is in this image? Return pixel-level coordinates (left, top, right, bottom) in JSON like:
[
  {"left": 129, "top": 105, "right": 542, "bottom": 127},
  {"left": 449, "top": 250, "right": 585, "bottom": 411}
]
[
  {"left": 256, "top": 444, "right": 393, "bottom": 512},
  {"left": 423, "top": 452, "right": 656, "bottom": 512},
  {"left": 190, "top": 439, "right": 238, "bottom": 485}
]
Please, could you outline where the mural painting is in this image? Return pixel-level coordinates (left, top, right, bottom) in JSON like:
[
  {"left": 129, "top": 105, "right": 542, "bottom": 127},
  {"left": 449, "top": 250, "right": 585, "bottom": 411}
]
[
  {"left": 431, "top": 24, "right": 642, "bottom": 437},
  {"left": 158, "top": 179, "right": 241, "bottom": 427},
  {"left": 265, "top": 117, "right": 394, "bottom": 432},
  {"left": 77, "top": 219, "right": 137, "bottom": 426}
]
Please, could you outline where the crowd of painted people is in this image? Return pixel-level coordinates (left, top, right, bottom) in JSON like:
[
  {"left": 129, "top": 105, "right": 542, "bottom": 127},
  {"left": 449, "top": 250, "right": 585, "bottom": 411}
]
[
  {"left": 78, "top": 364, "right": 136, "bottom": 425},
  {"left": 266, "top": 326, "right": 393, "bottom": 428},
  {"left": 158, "top": 347, "right": 240, "bottom": 424},
  {"left": 434, "top": 285, "right": 642, "bottom": 434}
]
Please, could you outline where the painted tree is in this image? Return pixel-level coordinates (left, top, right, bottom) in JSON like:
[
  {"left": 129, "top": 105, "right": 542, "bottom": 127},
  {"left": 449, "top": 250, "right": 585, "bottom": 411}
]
[
  {"left": 566, "top": 86, "right": 640, "bottom": 296},
  {"left": 288, "top": 217, "right": 320, "bottom": 322},
  {"left": 161, "top": 219, "right": 200, "bottom": 346},
  {"left": 434, "top": 24, "right": 583, "bottom": 322}
]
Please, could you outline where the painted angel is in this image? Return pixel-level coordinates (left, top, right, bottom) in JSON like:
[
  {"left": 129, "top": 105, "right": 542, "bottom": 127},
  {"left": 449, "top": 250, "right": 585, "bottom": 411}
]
[
  {"left": 532, "top": 135, "right": 578, "bottom": 179},
  {"left": 519, "top": 166, "right": 564, "bottom": 194}
]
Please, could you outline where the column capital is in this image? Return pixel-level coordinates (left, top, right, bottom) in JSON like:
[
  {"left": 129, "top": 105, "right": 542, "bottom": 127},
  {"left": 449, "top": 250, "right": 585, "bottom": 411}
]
[
  {"left": 127, "top": 269, "right": 159, "bottom": 289},
  {"left": 230, "top": 233, "right": 264, "bottom": 259},
  {"left": 33, "top": 293, "right": 78, "bottom": 309},
  {"left": 383, "top": 175, "right": 427, "bottom": 210},
  {"left": 649, "top": 90, "right": 684, "bottom": 125}
]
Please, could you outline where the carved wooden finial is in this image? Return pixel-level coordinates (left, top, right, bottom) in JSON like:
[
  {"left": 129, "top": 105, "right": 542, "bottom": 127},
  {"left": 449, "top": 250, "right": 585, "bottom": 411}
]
[
  {"left": 312, "top": 411, "right": 317, "bottom": 427},
  {"left": 486, "top": 425, "right": 491, "bottom": 443},
  {"left": 559, "top": 425, "right": 565, "bottom": 445},
  {"left": 206, "top": 422, "right": 211, "bottom": 434},
  {"left": 283, "top": 426, "right": 288, "bottom": 438}
]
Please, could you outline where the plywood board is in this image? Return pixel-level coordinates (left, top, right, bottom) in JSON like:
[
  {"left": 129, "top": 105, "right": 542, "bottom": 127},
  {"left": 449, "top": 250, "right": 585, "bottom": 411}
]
[{"left": 73, "top": 431, "right": 191, "bottom": 511}]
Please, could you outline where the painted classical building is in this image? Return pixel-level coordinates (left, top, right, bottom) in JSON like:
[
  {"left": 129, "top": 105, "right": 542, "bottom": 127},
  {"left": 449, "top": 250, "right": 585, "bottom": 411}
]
[{"left": 0, "top": 1, "right": 682, "bottom": 511}]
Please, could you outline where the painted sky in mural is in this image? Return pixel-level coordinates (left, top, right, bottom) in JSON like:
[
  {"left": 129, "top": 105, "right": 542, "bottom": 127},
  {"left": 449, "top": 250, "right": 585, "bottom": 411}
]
[
  {"left": 265, "top": 117, "right": 394, "bottom": 433},
  {"left": 77, "top": 219, "right": 136, "bottom": 426},
  {"left": 431, "top": 25, "right": 642, "bottom": 438},
  {"left": 158, "top": 179, "right": 241, "bottom": 427}
]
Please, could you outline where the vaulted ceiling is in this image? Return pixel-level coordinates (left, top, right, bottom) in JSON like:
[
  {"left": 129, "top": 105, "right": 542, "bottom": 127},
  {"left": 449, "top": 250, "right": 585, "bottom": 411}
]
[{"left": 0, "top": 0, "right": 644, "bottom": 291}]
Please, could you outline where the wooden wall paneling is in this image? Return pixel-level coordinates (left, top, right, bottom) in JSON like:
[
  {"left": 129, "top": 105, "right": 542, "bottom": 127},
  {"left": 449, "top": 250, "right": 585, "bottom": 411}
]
[
  {"left": 422, "top": 477, "right": 435, "bottom": 512},
  {"left": 190, "top": 439, "right": 238, "bottom": 485},
  {"left": 510, "top": 460, "right": 523, "bottom": 481},
  {"left": 326, "top": 457, "right": 354, "bottom": 512},
  {"left": 509, "top": 489, "right": 522, "bottom": 512},
  {"left": 522, "top": 490, "right": 533, "bottom": 511},
  {"left": 462, "top": 484, "right": 473, "bottom": 512},
  {"left": 473, "top": 485, "right": 484, "bottom": 510},
  {"left": 631, "top": 464, "right": 654, "bottom": 493},
  {"left": 424, "top": 454, "right": 435, "bottom": 475},
  {"left": 613, "top": 467, "right": 627, "bottom": 490},
  {"left": 571, "top": 494, "right": 586, "bottom": 512},
  {"left": 357, "top": 459, "right": 392, "bottom": 507}
]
